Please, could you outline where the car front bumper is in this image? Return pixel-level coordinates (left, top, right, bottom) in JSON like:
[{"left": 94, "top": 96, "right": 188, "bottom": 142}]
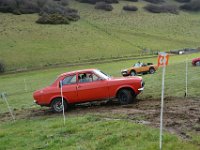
[
  {"left": 121, "top": 71, "right": 129, "bottom": 76},
  {"left": 138, "top": 87, "right": 144, "bottom": 91},
  {"left": 138, "top": 80, "right": 145, "bottom": 91}
]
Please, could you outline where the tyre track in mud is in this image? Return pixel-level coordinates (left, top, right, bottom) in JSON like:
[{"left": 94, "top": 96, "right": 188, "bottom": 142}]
[{"left": 1, "top": 97, "right": 200, "bottom": 140}]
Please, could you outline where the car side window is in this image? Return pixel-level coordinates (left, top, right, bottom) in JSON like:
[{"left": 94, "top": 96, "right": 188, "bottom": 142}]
[
  {"left": 78, "top": 73, "right": 91, "bottom": 83},
  {"left": 62, "top": 75, "right": 76, "bottom": 85},
  {"left": 78, "top": 73, "right": 100, "bottom": 83},
  {"left": 92, "top": 74, "right": 100, "bottom": 81}
]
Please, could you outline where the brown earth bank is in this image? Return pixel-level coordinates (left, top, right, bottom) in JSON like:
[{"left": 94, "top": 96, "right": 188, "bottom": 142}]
[{"left": 0, "top": 97, "right": 200, "bottom": 140}]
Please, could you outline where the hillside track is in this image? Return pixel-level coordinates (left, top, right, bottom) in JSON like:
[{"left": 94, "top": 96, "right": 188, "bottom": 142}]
[{"left": 1, "top": 97, "right": 199, "bottom": 139}]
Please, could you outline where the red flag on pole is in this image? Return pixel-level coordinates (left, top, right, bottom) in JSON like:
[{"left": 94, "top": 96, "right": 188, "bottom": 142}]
[{"left": 158, "top": 52, "right": 169, "bottom": 67}]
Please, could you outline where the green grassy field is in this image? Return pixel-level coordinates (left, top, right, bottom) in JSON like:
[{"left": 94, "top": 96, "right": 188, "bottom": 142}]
[
  {"left": 0, "top": 0, "right": 200, "bottom": 71},
  {"left": 1, "top": 114, "right": 199, "bottom": 150}
]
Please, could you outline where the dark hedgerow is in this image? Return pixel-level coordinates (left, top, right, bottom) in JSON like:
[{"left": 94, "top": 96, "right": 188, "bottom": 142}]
[
  {"left": 40, "top": 1, "right": 76, "bottom": 15},
  {"left": 95, "top": 2, "right": 113, "bottom": 11},
  {"left": 56, "top": 0, "right": 69, "bottom": 6},
  {"left": 37, "top": 0, "right": 48, "bottom": 8},
  {"left": 0, "top": 0, "right": 18, "bottom": 14},
  {"left": 38, "top": 0, "right": 80, "bottom": 24},
  {"left": 0, "top": 0, "right": 40, "bottom": 14},
  {"left": 36, "top": 13, "right": 70, "bottom": 24},
  {"left": 143, "top": 0, "right": 165, "bottom": 4},
  {"left": 144, "top": 4, "right": 179, "bottom": 14},
  {"left": 76, "top": 0, "right": 118, "bottom": 4},
  {"left": 125, "top": 0, "right": 138, "bottom": 2},
  {"left": 175, "top": 0, "right": 190, "bottom": 3},
  {"left": 39, "top": 1, "right": 80, "bottom": 21},
  {"left": 66, "top": 12, "right": 80, "bottom": 21},
  {"left": 0, "top": 0, "right": 80, "bottom": 24},
  {"left": 17, "top": 0, "right": 40, "bottom": 14},
  {"left": 76, "top": 0, "right": 97, "bottom": 4},
  {"left": 180, "top": 0, "right": 200, "bottom": 11},
  {"left": 123, "top": 5, "right": 138, "bottom": 11},
  {"left": 103, "top": 0, "right": 118, "bottom": 4},
  {"left": 0, "top": 61, "right": 6, "bottom": 73}
]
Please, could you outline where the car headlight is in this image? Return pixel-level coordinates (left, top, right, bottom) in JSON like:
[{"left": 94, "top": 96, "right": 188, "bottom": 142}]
[{"left": 121, "top": 69, "right": 128, "bottom": 72}]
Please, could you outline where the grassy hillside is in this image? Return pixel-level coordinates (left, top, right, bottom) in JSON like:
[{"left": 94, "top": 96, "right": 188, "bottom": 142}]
[{"left": 0, "top": 0, "right": 200, "bottom": 71}]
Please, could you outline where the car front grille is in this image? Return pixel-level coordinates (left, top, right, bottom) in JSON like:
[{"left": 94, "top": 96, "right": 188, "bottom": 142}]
[{"left": 121, "top": 71, "right": 128, "bottom": 75}]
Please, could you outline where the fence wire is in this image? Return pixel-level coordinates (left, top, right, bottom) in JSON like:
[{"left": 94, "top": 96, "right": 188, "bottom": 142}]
[{"left": 0, "top": 59, "right": 199, "bottom": 113}]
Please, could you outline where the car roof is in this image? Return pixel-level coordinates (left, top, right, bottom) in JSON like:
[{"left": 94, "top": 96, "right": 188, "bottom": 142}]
[
  {"left": 193, "top": 57, "right": 200, "bottom": 60},
  {"left": 59, "top": 69, "right": 96, "bottom": 77}
]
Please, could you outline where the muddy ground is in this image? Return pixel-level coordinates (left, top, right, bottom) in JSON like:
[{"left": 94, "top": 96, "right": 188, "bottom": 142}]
[{"left": 1, "top": 97, "right": 200, "bottom": 140}]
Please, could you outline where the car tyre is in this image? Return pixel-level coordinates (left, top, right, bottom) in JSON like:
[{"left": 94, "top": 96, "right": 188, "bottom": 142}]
[
  {"left": 149, "top": 68, "right": 155, "bottom": 74},
  {"left": 118, "top": 89, "right": 134, "bottom": 105},
  {"left": 51, "top": 98, "right": 68, "bottom": 113},
  {"left": 130, "top": 70, "right": 136, "bottom": 76},
  {"left": 195, "top": 61, "right": 200, "bottom": 66}
]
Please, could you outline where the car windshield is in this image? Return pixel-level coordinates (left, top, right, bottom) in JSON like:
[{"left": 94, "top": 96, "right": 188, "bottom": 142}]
[
  {"left": 94, "top": 69, "right": 110, "bottom": 80},
  {"left": 134, "top": 63, "right": 139, "bottom": 67}
]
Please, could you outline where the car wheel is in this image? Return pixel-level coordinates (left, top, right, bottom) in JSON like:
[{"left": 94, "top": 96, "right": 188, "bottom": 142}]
[
  {"left": 195, "top": 61, "right": 200, "bottom": 66},
  {"left": 118, "top": 89, "right": 134, "bottom": 105},
  {"left": 149, "top": 68, "right": 155, "bottom": 74},
  {"left": 51, "top": 98, "right": 68, "bottom": 113},
  {"left": 130, "top": 70, "right": 136, "bottom": 76}
]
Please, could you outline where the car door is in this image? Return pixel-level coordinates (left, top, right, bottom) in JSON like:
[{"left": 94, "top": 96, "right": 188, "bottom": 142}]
[
  {"left": 77, "top": 72, "right": 109, "bottom": 102},
  {"left": 61, "top": 74, "right": 78, "bottom": 103},
  {"left": 133, "top": 63, "right": 142, "bottom": 74},
  {"left": 140, "top": 63, "right": 148, "bottom": 73}
]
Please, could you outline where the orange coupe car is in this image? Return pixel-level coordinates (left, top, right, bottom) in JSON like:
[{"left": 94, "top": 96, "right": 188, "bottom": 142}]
[{"left": 121, "top": 62, "right": 158, "bottom": 76}]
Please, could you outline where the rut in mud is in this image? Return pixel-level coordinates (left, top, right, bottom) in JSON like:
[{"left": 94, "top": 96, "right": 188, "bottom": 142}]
[{"left": 1, "top": 97, "right": 200, "bottom": 139}]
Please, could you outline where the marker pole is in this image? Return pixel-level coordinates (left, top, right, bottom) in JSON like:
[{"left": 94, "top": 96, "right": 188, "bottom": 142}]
[
  {"left": 24, "top": 79, "right": 28, "bottom": 92},
  {"left": 160, "top": 65, "right": 166, "bottom": 150},
  {"left": 1, "top": 93, "right": 15, "bottom": 121},
  {"left": 185, "top": 58, "right": 188, "bottom": 97},
  {"left": 60, "top": 81, "right": 66, "bottom": 125}
]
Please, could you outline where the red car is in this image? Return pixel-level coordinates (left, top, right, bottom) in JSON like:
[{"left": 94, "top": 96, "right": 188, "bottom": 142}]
[
  {"left": 33, "top": 69, "right": 144, "bottom": 112},
  {"left": 192, "top": 57, "right": 200, "bottom": 66}
]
